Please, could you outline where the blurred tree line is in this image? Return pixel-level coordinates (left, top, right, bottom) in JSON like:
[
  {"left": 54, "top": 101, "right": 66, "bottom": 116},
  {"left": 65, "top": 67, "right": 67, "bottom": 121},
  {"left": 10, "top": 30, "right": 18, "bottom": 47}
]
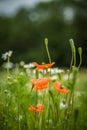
[{"left": 0, "top": 0, "right": 87, "bottom": 67}]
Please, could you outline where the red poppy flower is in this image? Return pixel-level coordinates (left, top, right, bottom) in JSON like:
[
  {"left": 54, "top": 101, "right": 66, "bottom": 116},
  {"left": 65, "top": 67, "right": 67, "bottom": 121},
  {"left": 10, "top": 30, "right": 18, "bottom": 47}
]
[
  {"left": 31, "top": 78, "right": 50, "bottom": 90},
  {"left": 33, "top": 62, "right": 55, "bottom": 69},
  {"left": 54, "top": 81, "right": 69, "bottom": 94},
  {"left": 29, "top": 104, "right": 44, "bottom": 112}
]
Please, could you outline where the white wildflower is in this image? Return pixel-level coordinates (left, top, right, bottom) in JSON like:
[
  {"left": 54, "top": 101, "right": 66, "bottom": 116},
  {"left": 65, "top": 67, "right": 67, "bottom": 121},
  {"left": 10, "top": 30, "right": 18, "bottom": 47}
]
[
  {"left": 51, "top": 75, "right": 58, "bottom": 80},
  {"left": 2, "top": 50, "right": 13, "bottom": 60},
  {"left": 60, "top": 101, "right": 68, "bottom": 109},
  {"left": 24, "top": 63, "right": 35, "bottom": 69},
  {"left": 48, "top": 68, "right": 64, "bottom": 75},
  {"left": 7, "top": 50, "right": 13, "bottom": 57},
  {"left": 63, "top": 74, "right": 68, "bottom": 80},
  {"left": 20, "top": 61, "right": 25, "bottom": 66},
  {"left": 2, "top": 62, "right": 14, "bottom": 69}
]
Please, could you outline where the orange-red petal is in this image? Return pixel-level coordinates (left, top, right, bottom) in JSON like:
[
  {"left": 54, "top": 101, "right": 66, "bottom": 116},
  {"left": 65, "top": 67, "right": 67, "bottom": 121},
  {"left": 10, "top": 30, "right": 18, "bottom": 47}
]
[
  {"left": 34, "top": 83, "right": 49, "bottom": 90},
  {"left": 29, "top": 104, "right": 44, "bottom": 112},
  {"left": 28, "top": 106, "right": 36, "bottom": 111},
  {"left": 54, "top": 81, "right": 69, "bottom": 94},
  {"left": 33, "top": 62, "right": 55, "bottom": 69},
  {"left": 31, "top": 78, "right": 50, "bottom": 86},
  {"left": 31, "top": 78, "right": 50, "bottom": 90}
]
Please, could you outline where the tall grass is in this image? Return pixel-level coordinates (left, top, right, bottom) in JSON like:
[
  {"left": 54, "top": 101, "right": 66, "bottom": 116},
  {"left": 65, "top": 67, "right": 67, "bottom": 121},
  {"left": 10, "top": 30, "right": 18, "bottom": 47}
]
[{"left": 0, "top": 39, "right": 86, "bottom": 130}]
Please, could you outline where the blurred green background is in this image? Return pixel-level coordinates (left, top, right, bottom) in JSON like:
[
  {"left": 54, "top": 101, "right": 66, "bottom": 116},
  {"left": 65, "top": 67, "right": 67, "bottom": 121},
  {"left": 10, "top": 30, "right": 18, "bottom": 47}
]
[
  {"left": 0, "top": 0, "right": 87, "bottom": 67},
  {"left": 0, "top": 1, "right": 87, "bottom": 129}
]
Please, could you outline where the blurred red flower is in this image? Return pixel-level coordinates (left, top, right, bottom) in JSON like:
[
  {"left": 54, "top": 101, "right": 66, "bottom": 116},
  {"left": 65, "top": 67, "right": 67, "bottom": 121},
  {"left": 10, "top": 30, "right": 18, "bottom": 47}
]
[
  {"left": 54, "top": 81, "right": 69, "bottom": 94},
  {"left": 33, "top": 62, "right": 55, "bottom": 69},
  {"left": 31, "top": 77, "right": 50, "bottom": 90},
  {"left": 29, "top": 104, "right": 44, "bottom": 112}
]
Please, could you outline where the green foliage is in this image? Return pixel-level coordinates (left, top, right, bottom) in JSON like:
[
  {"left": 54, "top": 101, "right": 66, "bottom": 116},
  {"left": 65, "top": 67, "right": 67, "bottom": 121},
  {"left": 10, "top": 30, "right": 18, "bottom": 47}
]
[
  {"left": 0, "top": 66, "right": 87, "bottom": 130},
  {"left": 0, "top": 38, "right": 86, "bottom": 130}
]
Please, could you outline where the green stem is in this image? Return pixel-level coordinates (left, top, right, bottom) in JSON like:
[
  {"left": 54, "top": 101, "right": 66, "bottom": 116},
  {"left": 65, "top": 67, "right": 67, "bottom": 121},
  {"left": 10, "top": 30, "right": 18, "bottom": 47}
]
[
  {"left": 18, "top": 102, "right": 20, "bottom": 130},
  {"left": 78, "top": 47, "right": 82, "bottom": 69},
  {"left": 7, "top": 57, "right": 10, "bottom": 78},
  {"left": 69, "top": 39, "right": 74, "bottom": 70},
  {"left": 44, "top": 38, "right": 52, "bottom": 128},
  {"left": 69, "top": 39, "right": 76, "bottom": 70},
  {"left": 35, "top": 69, "right": 38, "bottom": 106},
  {"left": 45, "top": 38, "right": 51, "bottom": 63}
]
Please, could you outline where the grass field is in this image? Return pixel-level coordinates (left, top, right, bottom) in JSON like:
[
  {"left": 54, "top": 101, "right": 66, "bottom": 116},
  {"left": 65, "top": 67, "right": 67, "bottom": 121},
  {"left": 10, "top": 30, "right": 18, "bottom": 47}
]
[
  {"left": 71, "top": 68, "right": 87, "bottom": 130},
  {"left": 0, "top": 66, "right": 87, "bottom": 130},
  {"left": 0, "top": 40, "right": 86, "bottom": 130}
]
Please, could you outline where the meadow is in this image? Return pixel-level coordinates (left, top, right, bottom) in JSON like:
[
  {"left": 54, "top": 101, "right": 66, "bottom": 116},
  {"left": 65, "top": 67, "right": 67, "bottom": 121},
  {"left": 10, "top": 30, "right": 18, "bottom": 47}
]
[{"left": 0, "top": 39, "right": 87, "bottom": 130}]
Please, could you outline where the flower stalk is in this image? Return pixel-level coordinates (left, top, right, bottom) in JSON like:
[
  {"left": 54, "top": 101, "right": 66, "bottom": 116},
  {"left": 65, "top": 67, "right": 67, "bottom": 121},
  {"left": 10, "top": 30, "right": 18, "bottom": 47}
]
[{"left": 45, "top": 38, "right": 51, "bottom": 64}]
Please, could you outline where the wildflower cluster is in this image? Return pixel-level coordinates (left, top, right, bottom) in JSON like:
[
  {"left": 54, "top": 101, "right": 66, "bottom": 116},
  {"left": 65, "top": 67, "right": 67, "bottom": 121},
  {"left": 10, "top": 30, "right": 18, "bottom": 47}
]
[
  {"left": 26, "top": 38, "right": 82, "bottom": 129},
  {"left": 0, "top": 38, "right": 82, "bottom": 130},
  {"left": 29, "top": 61, "right": 69, "bottom": 110}
]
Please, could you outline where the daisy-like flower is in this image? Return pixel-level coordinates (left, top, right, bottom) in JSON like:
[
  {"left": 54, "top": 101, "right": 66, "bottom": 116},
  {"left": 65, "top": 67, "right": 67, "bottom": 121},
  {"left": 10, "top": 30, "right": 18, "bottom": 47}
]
[
  {"left": 29, "top": 104, "right": 44, "bottom": 112},
  {"left": 31, "top": 77, "right": 50, "bottom": 90},
  {"left": 33, "top": 62, "right": 55, "bottom": 69},
  {"left": 24, "top": 62, "right": 35, "bottom": 69},
  {"left": 54, "top": 81, "right": 69, "bottom": 94},
  {"left": 2, "top": 50, "right": 13, "bottom": 60}
]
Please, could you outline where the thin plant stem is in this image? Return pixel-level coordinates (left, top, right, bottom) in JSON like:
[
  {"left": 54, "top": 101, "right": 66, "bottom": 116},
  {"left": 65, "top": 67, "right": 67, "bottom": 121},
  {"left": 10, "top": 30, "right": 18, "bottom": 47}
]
[
  {"left": 7, "top": 57, "right": 10, "bottom": 79},
  {"left": 44, "top": 38, "right": 52, "bottom": 129},
  {"left": 69, "top": 39, "right": 76, "bottom": 70},
  {"left": 78, "top": 47, "right": 82, "bottom": 69},
  {"left": 18, "top": 102, "right": 20, "bottom": 130},
  {"left": 69, "top": 39, "right": 74, "bottom": 70},
  {"left": 45, "top": 38, "right": 51, "bottom": 63}
]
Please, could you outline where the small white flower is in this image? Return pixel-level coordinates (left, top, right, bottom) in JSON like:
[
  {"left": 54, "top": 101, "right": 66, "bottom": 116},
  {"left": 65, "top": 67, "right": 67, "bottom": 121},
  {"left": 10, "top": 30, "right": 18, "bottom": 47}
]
[
  {"left": 60, "top": 101, "right": 68, "bottom": 109},
  {"left": 20, "top": 61, "right": 25, "bottom": 66},
  {"left": 63, "top": 73, "right": 72, "bottom": 81},
  {"left": 48, "top": 68, "right": 64, "bottom": 75},
  {"left": 51, "top": 75, "right": 58, "bottom": 80},
  {"left": 2, "top": 50, "right": 13, "bottom": 60},
  {"left": 63, "top": 74, "right": 68, "bottom": 80},
  {"left": 2, "top": 62, "right": 14, "bottom": 69},
  {"left": 24, "top": 63, "right": 35, "bottom": 69},
  {"left": 8, "top": 50, "right": 13, "bottom": 57},
  {"left": 2, "top": 52, "right": 8, "bottom": 60}
]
